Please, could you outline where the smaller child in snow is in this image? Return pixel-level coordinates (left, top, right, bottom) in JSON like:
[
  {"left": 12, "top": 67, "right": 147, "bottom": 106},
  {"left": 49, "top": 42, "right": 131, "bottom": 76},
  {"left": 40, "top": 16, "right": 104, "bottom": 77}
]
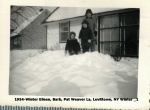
[
  {"left": 79, "top": 20, "right": 92, "bottom": 53},
  {"left": 65, "top": 32, "right": 81, "bottom": 55}
]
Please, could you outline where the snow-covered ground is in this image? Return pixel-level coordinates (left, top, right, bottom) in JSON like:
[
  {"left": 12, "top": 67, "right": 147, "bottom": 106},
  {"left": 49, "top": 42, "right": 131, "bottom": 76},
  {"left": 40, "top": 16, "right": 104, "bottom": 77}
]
[{"left": 9, "top": 50, "right": 138, "bottom": 98}]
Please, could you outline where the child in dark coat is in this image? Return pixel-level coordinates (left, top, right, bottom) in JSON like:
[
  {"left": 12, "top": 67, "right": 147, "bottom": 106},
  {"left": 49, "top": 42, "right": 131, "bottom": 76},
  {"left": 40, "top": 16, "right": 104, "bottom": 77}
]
[
  {"left": 79, "top": 20, "right": 92, "bottom": 53},
  {"left": 65, "top": 32, "right": 81, "bottom": 55}
]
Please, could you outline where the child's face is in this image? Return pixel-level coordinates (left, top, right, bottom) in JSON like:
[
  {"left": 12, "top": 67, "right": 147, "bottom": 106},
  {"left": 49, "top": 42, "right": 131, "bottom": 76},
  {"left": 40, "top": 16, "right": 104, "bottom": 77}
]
[
  {"left": 83, "top": 24, "right": 87, "bottom": 28},
  {"left": 70, "top": 34, "right": 75, "bottom": 39},
  {"left": 87, "top": 12, "right": 92, "bottom": 18}
]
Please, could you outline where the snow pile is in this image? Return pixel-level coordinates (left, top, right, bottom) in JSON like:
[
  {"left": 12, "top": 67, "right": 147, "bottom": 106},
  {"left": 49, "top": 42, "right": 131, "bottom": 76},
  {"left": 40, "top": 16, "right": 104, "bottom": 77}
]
[
  {"left": 9, "top": 50, "right": 138, "bottom": 98},
  {"left": 10, "top": 50, "right": 41, "bottom": 70}
]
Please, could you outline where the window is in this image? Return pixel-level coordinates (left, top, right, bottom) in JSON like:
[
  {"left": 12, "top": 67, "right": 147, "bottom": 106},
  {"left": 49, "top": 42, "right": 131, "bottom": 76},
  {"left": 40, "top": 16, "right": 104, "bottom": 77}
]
[
  {"left": 59, "top": 21, "right": 70, "bottom": 43},
  {"left": 99, "top": 11, "right": 139, "bottom": 57},
  {"left": 10, "top": 35, "right": 22, "bottom": 49},
  {"left": 100, "top": 14, "right": 120, "bottom": 55},
  {"left": 121, "top": 13, "right": 139, "bottom": 56}
]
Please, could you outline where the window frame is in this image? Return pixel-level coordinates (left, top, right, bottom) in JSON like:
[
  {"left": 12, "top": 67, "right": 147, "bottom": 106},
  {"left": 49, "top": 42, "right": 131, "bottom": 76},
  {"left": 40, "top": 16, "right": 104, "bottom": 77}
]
[
  {"left": 59, "top": 21, "right": 70, "bottom": 43},
  {"left": 98, "top": 11, "right": 139, "bottom": 57},
  {"left": 10, "top": 35, "right": 22, "bottom": 50},
  {"left": 99, "top": 14, "right": 121, "bottom": 56}
]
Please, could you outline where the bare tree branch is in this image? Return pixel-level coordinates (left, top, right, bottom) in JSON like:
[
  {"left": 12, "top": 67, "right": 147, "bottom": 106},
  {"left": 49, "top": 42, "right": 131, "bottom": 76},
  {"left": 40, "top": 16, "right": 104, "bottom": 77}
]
[
  {"left": 11, "top": 7, "right": 22, "bottom": 15},
  {"left": 15, "top": 11, "right": 29, "bottom": 21},
  {"left": 11, "top": 19, "right": 20, "bottom": 27},
  {"left": 27, "top": 6, "right": 39, "bottom": 14}
]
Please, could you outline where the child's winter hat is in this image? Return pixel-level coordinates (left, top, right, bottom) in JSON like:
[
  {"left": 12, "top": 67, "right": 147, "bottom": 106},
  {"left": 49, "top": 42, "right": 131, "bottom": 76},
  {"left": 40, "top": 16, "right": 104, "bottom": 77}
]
[
  {"left": 85, "top": 9, "right": 93, "bottom": 15},
  {"left": 82, "top": 20, "right": 89, "bottom": 25},
  {"left": 70, "top": 31, "right": 76, "bottom": 37}
]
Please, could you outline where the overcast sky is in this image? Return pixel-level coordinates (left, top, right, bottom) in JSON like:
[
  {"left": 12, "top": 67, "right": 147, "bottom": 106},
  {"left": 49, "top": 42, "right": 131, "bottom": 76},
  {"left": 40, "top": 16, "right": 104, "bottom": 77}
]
[{"left": 42, "top": 6, "right": 57, "bottom": 13}]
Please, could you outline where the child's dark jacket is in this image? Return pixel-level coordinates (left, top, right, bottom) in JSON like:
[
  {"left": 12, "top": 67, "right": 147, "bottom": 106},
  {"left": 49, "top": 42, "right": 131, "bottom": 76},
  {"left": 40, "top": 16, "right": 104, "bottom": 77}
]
[
  {"left": 79, "top": 27, "right": 92, "bottom": 50},
  {"left": 79, "top": 27, "right": 92, "bottom": 42},
  {"left": 65, "top": 39, "right": 80, "bottom": 53}
]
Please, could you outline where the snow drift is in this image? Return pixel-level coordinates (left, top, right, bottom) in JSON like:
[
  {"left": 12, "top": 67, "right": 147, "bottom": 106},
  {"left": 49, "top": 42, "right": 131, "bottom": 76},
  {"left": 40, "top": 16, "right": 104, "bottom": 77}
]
[{"left": 9, "top": 50, "right": 138, "bottom": 98}]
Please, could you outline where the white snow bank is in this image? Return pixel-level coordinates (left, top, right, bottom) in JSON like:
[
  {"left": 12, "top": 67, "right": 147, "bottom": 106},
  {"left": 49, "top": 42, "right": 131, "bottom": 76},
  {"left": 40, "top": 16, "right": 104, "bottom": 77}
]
[
  {"left": 10, "top": 50, "right": 42, "bottom": 70},
  {"left": 9, "top": 50, "right": 138, "bottom": 98}
]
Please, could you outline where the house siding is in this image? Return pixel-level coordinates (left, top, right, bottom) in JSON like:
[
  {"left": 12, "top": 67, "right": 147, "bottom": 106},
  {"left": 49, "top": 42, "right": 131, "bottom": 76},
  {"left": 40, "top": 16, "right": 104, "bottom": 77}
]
[
  {"left": 70, "top": 18, "right": 83, "bottom": 41},
  {"left": 47, "top": 18, "right": 83, "bottom": 50},
  {"left": 47, "top": 17, "right": 98, "bottom": 50},
  {"left": 45, "top": 8, "right": 139, "bottom": 57},
  {"left": 47, "top": 22, "right": 61, "bottom": 50}
]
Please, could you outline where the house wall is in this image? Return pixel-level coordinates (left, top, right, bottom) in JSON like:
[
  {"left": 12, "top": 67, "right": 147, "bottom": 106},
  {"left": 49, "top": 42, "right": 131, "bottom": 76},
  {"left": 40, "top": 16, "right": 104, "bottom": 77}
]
[
  {"left": 70, "top": 18, "right": 83, "bottom": 41},
  {"left": 47, "top": 22, "right": 61, "bottom": 50},
  {"left": 21, "top": 10, "right": 50, "bottom": 49},
  {"left": 47, "top": 17, "right": 98, "bottom": 50},
  {"left": 46, "top": 8, "right": 139, "bottom": 57}
]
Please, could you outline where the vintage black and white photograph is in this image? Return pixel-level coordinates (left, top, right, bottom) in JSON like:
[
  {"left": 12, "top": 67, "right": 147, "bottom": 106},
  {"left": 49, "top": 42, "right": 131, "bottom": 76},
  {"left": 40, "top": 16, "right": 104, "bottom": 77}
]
[{"left": 9, "top": 6, "right": 139, "bottom": 98}]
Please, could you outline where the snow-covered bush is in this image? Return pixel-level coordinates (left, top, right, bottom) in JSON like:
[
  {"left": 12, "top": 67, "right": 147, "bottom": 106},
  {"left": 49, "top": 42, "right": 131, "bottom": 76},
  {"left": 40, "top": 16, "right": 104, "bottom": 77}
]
[{"left": 111, "top": 45, "right": 122, "bottom": 62}]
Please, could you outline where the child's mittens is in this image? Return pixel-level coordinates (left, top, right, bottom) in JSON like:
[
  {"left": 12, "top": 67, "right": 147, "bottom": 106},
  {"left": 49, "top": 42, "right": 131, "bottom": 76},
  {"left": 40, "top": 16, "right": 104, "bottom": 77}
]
[
  {"left": 88, "top": 39, "right": 91, "bottom": 43},
  {"left": 94, "top": 31, "right": 97, "bottom": 36}
]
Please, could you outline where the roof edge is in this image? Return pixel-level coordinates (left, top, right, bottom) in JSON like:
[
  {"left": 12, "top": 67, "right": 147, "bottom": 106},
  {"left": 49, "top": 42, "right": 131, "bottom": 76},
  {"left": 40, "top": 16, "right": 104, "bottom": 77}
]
[
  {"left": 41, "top": 7, "right": 59, "bottom": 24},
  {"left": 43, "top": 8, "right": 139, "bottom": 24}
]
